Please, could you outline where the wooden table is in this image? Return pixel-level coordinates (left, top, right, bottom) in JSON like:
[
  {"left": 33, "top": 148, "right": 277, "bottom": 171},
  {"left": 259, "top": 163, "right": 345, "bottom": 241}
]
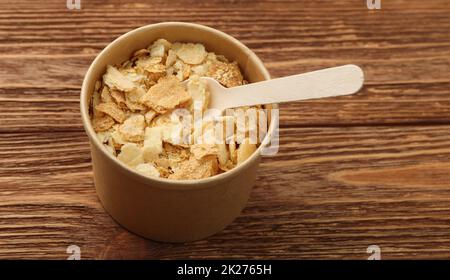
[{"left": 1, "top": 0, "right": 450, "bottom": 259}]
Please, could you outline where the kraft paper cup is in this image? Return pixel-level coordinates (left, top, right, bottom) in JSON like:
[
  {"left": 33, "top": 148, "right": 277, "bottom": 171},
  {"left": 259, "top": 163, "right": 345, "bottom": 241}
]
[{"left": 80, "top": 22, "right": 277, "bottom": 242}]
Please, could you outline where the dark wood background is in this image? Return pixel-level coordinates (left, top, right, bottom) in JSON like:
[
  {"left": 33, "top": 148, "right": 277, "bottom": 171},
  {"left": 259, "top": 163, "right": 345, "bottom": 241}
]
[{"left": 1, "top": 0, "right": 450, "bottom": 259}]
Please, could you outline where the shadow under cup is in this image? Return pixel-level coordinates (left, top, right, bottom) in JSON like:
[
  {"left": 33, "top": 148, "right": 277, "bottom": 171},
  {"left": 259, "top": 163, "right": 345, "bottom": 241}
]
[{"left": 80, "top": 22, "right": 276, "bottom": 242}]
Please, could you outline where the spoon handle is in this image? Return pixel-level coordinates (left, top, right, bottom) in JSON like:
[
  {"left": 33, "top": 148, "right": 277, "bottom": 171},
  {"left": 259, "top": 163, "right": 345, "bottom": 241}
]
[{"left": 219, "top": 64, "right": 364, "bottom": 110}]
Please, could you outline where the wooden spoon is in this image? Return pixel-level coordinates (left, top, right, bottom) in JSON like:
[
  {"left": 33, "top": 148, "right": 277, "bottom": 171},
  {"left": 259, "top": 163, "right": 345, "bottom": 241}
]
[{"left": 188, "top": 64, "right": 364, "bottom": 112}]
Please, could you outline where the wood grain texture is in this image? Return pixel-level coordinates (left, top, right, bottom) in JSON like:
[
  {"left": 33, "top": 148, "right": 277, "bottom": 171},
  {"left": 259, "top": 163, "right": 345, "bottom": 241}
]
[{"left": 1, "top": 0, "right": 450, "bottom": 259}]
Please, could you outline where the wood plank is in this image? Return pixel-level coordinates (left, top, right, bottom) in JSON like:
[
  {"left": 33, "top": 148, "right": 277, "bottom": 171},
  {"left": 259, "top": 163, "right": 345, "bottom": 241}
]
[
  {"left": 2, "top": 81, "right": 450, "bottom": 133},
  {"left": 1, "top": 0, "right": 450, "bottom": 260},
  {"left": 1, "top": 125, "right": 450, "bottom": 259},
  {"left": 1, "top": 0, "right": 450, "bottom": 131}
]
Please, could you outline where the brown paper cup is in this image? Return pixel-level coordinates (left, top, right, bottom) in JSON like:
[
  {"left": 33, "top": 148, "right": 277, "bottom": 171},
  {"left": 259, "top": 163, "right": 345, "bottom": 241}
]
[{"left": 80, "top": 22, "right": 277, "bottom": 242}]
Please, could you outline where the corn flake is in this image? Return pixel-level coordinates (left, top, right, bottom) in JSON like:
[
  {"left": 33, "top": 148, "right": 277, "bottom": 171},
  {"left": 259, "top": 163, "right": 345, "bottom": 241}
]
[
  {"left": 190, "top": 144, "right": 218, "bottom": 160},
  {"left": 173, "top": 43, "right": 207, "bottom": 65},
  {"left": 117, "top": 143, "right": 144, "bottom": 167},
  {"left": 141, "top": 75, "right": 191, "bottom": 113},
  {"left": 149, "top": 39, "right": 172, "bottom": 57},
  {"left": 95, "top": 102, "right": 126, "bottom": 123},
  {"left": 103, "top": 65, "right": 136, "bottom": 92},
  {"left": 143, "top": 127, "right": 163, "bottom": 162},
  {"left": 207, "top": 61, "right": 244, "bottom": 88},
  {"left": 135, "top": 163, "right": 160, "bottom": 178},
  {"left": 93, "top": 115, "right": 115, "bottom": 132},
  {"left": 125, "top": 87, "right": 146, "bottom": 111},
  {"left": 169, "top": 155, "right": 218, "bottom": 180},
  {"left": 119, "top": 114, "right": 145, "bottom": 142}
]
